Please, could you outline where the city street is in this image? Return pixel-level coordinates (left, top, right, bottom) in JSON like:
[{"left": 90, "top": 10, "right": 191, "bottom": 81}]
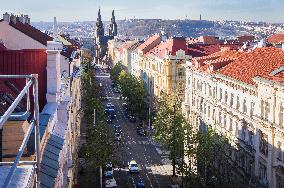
[{"left": 95, "top": 66, "right": 174, "bottom": 188}]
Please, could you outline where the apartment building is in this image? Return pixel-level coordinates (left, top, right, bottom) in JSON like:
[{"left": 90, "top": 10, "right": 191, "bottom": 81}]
[
  {"left": 142, "top": 36, "right": 191, "bottom": 100},
  {"left": 182, "top": 47, "right": 284, "bottom": 188}
]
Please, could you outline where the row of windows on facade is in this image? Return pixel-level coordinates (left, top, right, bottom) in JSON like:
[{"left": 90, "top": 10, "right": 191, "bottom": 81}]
[
  {"left": 192, "top": 78, "right": 284, "bottom": 127},
  {"left": 199, "top": 121, "right": 268, "bottom": 182},
  {"left": 193, "top": 96, "right": 284, "bottom": 163}
]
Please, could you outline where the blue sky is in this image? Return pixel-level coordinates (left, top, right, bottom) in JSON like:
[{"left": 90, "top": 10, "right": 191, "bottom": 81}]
[{"left": 1, "top": 0, "right": 283, "bottom": 22}]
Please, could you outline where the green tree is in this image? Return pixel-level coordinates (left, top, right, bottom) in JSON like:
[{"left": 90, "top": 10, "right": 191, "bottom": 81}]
[
  {"left": 110, "top": 62, "right": 124, "bottom": 82},
  {"left": 152, "top": 93, "right": 187, "bottom": 176},
  {"left": 118, "top": 70, "right": 148, "bottom": 120},
  {"left": 80, "top": 66, "right": 118, "bottom": 170}
]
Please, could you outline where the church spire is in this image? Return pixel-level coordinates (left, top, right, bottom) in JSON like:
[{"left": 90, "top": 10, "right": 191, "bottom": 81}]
[{"left": 109, "top": 10, "right": 117, "bottom": 36}]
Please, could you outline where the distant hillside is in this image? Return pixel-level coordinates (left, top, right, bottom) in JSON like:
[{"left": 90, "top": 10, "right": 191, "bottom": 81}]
[{"left": 115, "top": 19, "right": 234, "bottom": 38}]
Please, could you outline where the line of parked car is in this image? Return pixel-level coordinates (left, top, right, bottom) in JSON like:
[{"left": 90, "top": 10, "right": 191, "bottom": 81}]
[{"left": 104, "top": 81, "right": 145, "bottom": 188}]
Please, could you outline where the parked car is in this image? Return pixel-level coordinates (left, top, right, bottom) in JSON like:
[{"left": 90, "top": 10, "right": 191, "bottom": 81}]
[
  {"left": 128, "top": 160, "right": 139, "bottom": 173},
  {"left": 105, "top": 178, "right": 117, "bottom": 188},
  {"left": 106, "top": 103, "right": 115, "bottom": 109},
  {"left": 114, "top": 132, "right": 121, "bottom": 141},
  {"left": 137, "top": 128, "right": 146, "bottom": 136},
  {"left": 136, "top": 180, "right": 145, "bottom": 188},
  {"left": 128, "top": 115, "right": 136, "bottom": 123},
  {"left": 113, "top": 87, "right": 119, "bottom": 93},
  {"left": 106, "top": 117, "right": 112, "bottom": 123},
  {"left": 104, "top": 163, "right": 113, "bottom": 178},
  {"left": 114, "top": 125, "right": 121, "bottom": 133},
  {"left": 122, "top": 102, "right": 127, "bottom": 109}
]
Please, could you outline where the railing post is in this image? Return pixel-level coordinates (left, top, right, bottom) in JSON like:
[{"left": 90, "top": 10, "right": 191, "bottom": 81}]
[{"left": 32, "top": 74, "right": 41, "bottom": 187}]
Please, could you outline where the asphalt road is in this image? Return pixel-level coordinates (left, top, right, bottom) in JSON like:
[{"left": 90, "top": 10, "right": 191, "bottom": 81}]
[{"left": 95, "top": 66, "right": 173, "bottom": 188}]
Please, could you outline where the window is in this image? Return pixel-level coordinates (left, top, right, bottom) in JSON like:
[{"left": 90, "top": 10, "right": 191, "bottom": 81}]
[
  {"left": 219, "top": 112, "right": 222, "bottom": 124},
  {"left": 208, "top": 106, "right": 211, "bottom": 118},
  {"left": 250, "top": 102, "right": 255, "bottom": 117},
  {"left": 209, "top": 85, "right": 212, "bottom": 96},
  {"left": 178, "top": 68, "right": 184, "bottom": 76},
  {"left": 219, "top": 88, "right": 223, "bottom": 100},
  {"left": 225, "top": 91, "right": 228, "bottom": 104},
  {"left": 223, "top": 114, "right": 227, "bottom": 128},
  {"left": 279, "top": 103, "right": 284, "bottom": 127},
  {"left": 229, "top": 118, "right": 233, "bottom": 131},
  {"left": 235, "top": 121, "right": 239, "bottom": 137},
  {"left": 264, "top": 101, "right": 270, "bottom": 120},
  {"left": 236, "top": 96, "right": 240, "bottom": 110},
  {"left": 212, "top": 109, "right": 215, "bottom": 121},
  {"left": 241, "top": 126, "right": 246, "bottom": 140},
  {"left": 230, "top": 93, "right": 234, "bottom": 106},
  {"left": 213, "top": 87, "right": 216, "bottom": 98},
  {"left": 259, "top": 162, "right": 267, "bottom": 180},
  {"left": 248, "top": 131, "right": 254, "bottom": 146},
  {"left": 259, "top": 131, "right": 268, "bottom": 156},
  {"left": 277, "top": 142, "right": 282, "bottom": 161},
  {"left": 243, "top": 99, "right": 247, "bottom": 113}
]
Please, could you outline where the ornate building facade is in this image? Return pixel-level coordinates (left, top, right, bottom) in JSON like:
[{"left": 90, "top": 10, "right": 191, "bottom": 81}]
[
  {"left": 182, "top": 47, "right": 284, "bottom": 188},
  {"left": 94, "top": 9, "right": 117, "bottom": 64}
]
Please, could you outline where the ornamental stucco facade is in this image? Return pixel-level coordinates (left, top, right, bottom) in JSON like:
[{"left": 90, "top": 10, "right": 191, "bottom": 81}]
[{"left": 182, "top": 61, "right": 284, "bottom": 188}]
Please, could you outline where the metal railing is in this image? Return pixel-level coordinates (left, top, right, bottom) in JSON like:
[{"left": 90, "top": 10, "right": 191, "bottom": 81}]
[{"left": 0, "top": 74, "right": 40, "bottom": 188}]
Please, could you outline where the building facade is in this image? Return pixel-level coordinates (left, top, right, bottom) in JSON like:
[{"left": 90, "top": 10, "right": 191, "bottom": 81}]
[
  {"left": 182, "top": 47, "right": 284, "bottom": 188},
  {"left": 142, "top": 37, "right": 191, "bottom": 100}
]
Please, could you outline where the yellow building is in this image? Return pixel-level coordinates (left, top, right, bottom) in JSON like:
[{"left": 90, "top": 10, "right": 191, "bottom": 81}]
[{"left": 141, "top": 37, "right": 191, "bottom": 100}]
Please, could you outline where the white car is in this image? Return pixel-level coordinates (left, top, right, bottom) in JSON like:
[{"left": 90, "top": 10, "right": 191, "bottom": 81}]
[
  {"left": 104, "top": 163, "right": 113, "bottom": 178},
  {"left": 128, "top": 160, "right": 139, "bottom": 173},
  {"left": 114, "top": 132, "right": 121, "bottom": 141},
  {"left": 105, "top": 178, "right": 117, "bottom": 188}
]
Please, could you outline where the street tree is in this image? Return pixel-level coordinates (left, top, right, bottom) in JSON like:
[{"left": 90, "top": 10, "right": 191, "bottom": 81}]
[
  {"left": 80, "top": 66, "right": 118, "bottom": 171},
  {"left": 118, "top": 70, "right": 148, "bottom": 120},
  {"left": 152, "top": 93, "right": 186, "bottom": 176}
]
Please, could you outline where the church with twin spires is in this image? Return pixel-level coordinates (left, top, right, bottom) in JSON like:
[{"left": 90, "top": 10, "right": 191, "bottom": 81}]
[{"left": 94, "top": 9, "right": 117, "bottom": 64}]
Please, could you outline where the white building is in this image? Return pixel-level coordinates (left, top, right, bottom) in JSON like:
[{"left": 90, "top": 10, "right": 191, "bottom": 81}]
[{"left": 182, "top": 47, "right": 284, "bottom": 188}]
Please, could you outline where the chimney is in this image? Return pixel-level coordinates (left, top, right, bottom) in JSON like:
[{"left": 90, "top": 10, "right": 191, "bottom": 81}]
[
  {"left": 10, "top": 14, "right": 17, "bottom": 24},
  {"left": 3, "top": 12, "right": 10, "bottom": 22},
  {"left": 46, "top": 41, "right": 63, "bottom": 103},
  {"left": 19, "top": 14, "right": 25, "bottom": 24},
  {"left": 24, "top": 15, "right": 30, "bottom": 24}
]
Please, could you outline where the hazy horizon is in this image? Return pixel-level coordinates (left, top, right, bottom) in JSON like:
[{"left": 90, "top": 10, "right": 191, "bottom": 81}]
[{"left": 1, "top": 0, "right": 283, "bottom": 23}]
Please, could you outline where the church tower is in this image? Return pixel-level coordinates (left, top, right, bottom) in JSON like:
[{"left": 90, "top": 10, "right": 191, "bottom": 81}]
[
  {"left": 108, "top": 10, "right": 117, "bottom": 37},
  {"left": 94, "top": 8, "right": 104, "bottom": 64},
  {"left": 95, "top": 8, "right": 104, "bottom": 39}
]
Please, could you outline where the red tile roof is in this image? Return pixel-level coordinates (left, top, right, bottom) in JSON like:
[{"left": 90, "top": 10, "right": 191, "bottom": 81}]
[
  {"left": 187, "top": 44, "right": 241, "bottom": 58},
  {"left": 147, "top": 37, "right": 187, "bottom": 59},
  {"left": 192, "top": 49, "right": 242, "bottom": 73},
  {"left": 2, "top": 19, "right": 53, "bottom": 45},
  {"left": 199, "top": 36, "right": 220, "bottom": 44},
  {"left": 137, "top": 35, "right": 161, "bottom": 52},
  {"left": 267, "top": 33, "right": 284, "bottom": 44},
  {"left": 219, "top": 47, "right": 284, "bottom": 85},
  {"left": 237, "top": 35, "right": 255, "bottom": 43}
]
